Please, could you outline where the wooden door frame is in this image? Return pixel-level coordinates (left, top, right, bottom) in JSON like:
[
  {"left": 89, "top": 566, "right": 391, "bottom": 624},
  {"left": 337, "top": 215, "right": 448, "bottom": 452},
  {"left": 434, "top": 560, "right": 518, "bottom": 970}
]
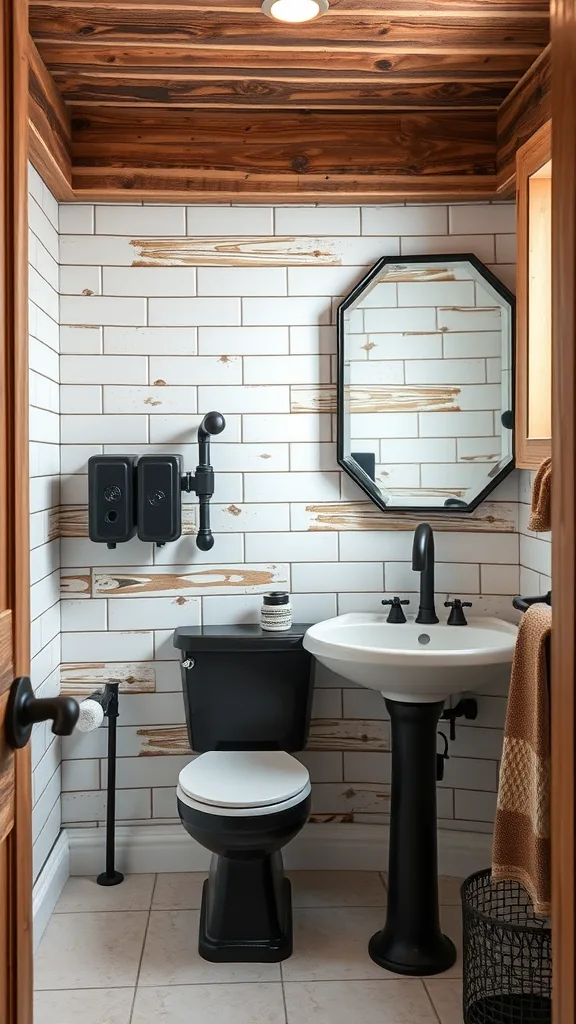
[
  {"left": 515, "top": 119, "right": 552, "bottom": 470},
  {"left": 551, "top": 0, "right": 576, "bottom": 1021},
  {"left": 1, "top": 0, "right": 32, "bottom": 1021}
]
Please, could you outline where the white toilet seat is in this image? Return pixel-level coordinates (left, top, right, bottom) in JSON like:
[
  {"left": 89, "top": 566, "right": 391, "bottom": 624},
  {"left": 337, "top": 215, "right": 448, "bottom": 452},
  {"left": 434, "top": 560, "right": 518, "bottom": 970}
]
[{"left": 177, "top": 750, "right": 311, "bottom": 818}]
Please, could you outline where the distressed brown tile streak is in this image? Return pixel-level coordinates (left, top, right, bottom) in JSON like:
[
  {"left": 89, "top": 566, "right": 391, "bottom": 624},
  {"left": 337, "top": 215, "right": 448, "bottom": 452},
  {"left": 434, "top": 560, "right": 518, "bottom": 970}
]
[
  {"left": 302, "top": 500, "right": 516, "bottom": 532},
  {"left": 61, "top": 662, "right": 156, "bottom": 695},
  {"left": 291, "top": 384, "right": 461, "bottom": 414},
  {"left": 131, "top": 237, "right": 343, "bottom": 268}
]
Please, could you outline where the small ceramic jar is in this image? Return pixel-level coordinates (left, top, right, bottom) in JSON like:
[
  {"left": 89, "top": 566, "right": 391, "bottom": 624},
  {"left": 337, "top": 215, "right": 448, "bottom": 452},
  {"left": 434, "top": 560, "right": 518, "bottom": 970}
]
[{"left": 260, "top": 592, "right": 292, "bottom": 632}]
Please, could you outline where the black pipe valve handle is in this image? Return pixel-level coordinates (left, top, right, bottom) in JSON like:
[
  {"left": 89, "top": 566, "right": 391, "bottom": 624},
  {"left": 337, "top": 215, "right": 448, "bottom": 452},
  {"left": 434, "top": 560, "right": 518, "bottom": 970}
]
[
  {"left": 182, "top": 411, "right": 226, "bottom": 551},
  {"left": 444, "top": 599, "right": 472, "bottom": 626},
  {"left": 382, "top": 597, "right": 410, "bottom": 624}
]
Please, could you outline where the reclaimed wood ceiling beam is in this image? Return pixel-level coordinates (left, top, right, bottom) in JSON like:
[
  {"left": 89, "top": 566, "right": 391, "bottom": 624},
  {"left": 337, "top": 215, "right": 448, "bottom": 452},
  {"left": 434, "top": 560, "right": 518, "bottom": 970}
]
[
  {"left": 28, "top": 0, "right": 551, "bottom": 15},
  {"left": 34, "top": 44, "right": 542, "bottom": 77},
  {"left": 28, "top": 36, "right": 74, "bottom": 199},
  {"left": 69, "top": 106, "right": 498, "bottom": 202},
  {"left": 27, "top": 0, "right": 553, "bottom": 8},
  {"left": 497, "top": 42, "right": 551, "bottom": 193},
  {"left": 50, "top": 71, "right": 513, "bottom": 110},
  {"left": 29, "top": 4, "right": 549, "bottom": 50}
]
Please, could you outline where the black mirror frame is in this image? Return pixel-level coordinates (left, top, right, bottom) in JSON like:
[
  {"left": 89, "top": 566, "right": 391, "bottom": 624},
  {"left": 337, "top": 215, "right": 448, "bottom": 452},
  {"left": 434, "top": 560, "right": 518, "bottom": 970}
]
[{"left": 337, "top": 253, "right": 516, "bottom": 515}]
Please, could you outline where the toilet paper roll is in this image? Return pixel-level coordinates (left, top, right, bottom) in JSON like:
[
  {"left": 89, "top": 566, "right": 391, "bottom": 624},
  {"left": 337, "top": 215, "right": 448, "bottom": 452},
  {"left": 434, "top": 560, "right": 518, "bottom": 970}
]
[{"left": 77, "top": 698, "right": 105, "bottom": 733}]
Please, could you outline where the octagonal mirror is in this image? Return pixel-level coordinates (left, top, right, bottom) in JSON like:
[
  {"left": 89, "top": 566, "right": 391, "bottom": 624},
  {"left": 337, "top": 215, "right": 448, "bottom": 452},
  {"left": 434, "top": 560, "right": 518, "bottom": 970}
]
[{"left": 337, "top": 254, "right": 515, "bottom": 513}]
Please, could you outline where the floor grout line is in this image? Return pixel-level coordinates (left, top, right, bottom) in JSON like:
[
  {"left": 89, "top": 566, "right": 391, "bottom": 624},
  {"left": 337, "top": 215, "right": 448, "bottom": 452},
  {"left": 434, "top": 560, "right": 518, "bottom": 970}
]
[
  {"left": 51, "top": 908, "right": 153, "bottom": 915},
  {"left": 35, "top": 976, "right": 459, "bottom": 992},
  {"left": 149, "top": 872, "right": 160, "bottom": 910},
  {"left": 422, "top": 979, "right": 444, "bottom": 1024},
  {"left": 35, "top": 985, "right": 139, "bottom": 993},
  {"left": 280, "top": 963, "right": 290, "bottom": 1024},
  {"left": 127, "top": 874, "right": 156, "bottom": 1024}
]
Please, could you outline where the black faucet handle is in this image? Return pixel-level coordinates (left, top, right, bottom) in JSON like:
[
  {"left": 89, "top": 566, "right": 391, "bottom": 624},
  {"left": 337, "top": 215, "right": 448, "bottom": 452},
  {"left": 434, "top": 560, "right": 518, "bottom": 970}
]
[
  {"left": 444, "top": 599, "right": 472, "bottom": 626},
  {"left": 382, "top": 597, "right": 410, "bottom": 623}
]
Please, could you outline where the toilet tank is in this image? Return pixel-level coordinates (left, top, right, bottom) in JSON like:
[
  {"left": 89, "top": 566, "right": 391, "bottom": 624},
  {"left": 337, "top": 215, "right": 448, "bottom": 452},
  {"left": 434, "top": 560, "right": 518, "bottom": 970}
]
[{"left": 173, "top": 624, "right": 314, "bottom": 752}]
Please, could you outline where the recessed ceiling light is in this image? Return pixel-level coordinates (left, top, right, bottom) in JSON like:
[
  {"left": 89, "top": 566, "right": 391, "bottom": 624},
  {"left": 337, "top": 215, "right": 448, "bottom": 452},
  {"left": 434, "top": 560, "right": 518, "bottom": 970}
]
[{"left": 261, "top": 0, "right": 329, "bottom": 23}]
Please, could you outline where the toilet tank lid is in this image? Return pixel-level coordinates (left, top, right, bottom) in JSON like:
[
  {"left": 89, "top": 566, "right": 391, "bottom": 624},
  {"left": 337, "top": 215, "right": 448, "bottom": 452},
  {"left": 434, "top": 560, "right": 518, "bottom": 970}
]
[{"left": 173, "top": 623, "right": 312, "bottom": 652}]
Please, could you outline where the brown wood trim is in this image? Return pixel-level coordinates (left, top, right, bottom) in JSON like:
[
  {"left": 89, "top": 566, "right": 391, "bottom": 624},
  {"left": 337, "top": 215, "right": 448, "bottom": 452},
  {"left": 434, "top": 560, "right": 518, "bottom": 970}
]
[
  {"left": 0, "top": 611, "right": 13, "bottom": 700},
  {"left": 496, "top": 43, "right": 551, "bottom": 194},
  {"left": 4, "top": 1, "right": 33, "bottom": 1020},
  {"left": 551, "top": 2, "right": 576, "bottom": 1019},
  {"left": 0, "top": 615, "right": 14, "bottom": 849},
  {"left": 515, "top": 119, "right": 551, "bottom": 469},
  {"left": 28, "top": 34, "right": 74, "bottom": 200},
  {"left": 0, "top": 694, "right": 15, "bottom": 847},
  {"left": 0, "top": 840, "right": 8, "bottom": 1024}
]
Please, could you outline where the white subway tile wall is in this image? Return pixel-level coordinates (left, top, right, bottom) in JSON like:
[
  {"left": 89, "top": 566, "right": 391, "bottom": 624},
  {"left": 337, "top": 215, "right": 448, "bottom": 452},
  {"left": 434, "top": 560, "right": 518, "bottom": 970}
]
[
  {"left": 28, "top": 164, "right": 61, "bottom": 883},
  {"left": 26, "top": 194, "right": 550, "bottom": 850}
]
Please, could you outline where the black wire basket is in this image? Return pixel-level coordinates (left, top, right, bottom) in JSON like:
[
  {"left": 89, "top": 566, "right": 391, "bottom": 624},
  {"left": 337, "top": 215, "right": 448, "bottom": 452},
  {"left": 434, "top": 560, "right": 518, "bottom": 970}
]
[{"left": 461, "top": 870, "right": 552, "bottom": 1024}]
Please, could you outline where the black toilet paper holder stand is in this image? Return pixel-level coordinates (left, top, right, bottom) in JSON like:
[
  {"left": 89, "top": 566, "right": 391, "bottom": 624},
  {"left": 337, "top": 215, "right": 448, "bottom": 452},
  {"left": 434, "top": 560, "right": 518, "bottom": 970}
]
[{"left": 89, "top": 682, "right": 124, "bottom": 888}]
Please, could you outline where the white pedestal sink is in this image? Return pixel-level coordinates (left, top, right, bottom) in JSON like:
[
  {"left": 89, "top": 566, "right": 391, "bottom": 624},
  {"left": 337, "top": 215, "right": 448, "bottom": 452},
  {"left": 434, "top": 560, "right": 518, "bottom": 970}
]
[
  {"left": 303, "top": 612, "right": 517, "bottom": 976},
  {"left": 304, "top": 612, "right": 517, "bottom": 703}
]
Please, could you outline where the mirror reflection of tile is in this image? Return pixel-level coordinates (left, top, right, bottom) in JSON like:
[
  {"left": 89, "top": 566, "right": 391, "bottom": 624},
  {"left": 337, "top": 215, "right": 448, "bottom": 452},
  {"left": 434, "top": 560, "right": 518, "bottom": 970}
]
[{"left": 342, "top": 261, "right": 513, "bottom": 509}]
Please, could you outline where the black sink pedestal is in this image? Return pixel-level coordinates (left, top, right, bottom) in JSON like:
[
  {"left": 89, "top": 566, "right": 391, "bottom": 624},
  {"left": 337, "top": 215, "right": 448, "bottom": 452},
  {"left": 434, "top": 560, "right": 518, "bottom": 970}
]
[{"left": 368, "top": 697, "right": 457, "bottom": 976}]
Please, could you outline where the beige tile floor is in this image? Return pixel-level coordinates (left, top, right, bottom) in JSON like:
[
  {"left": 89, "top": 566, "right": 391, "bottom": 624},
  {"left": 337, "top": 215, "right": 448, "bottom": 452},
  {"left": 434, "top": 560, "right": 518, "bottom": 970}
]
[{"left": 34, "top": 872, "right": 464, "bottom": 1023}]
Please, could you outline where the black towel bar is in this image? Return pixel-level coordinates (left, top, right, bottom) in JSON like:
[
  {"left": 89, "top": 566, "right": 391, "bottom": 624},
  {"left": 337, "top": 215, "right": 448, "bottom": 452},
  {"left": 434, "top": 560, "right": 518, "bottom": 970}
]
[{"left": 512, "top": 591, "right": 552, "bottom": 613}]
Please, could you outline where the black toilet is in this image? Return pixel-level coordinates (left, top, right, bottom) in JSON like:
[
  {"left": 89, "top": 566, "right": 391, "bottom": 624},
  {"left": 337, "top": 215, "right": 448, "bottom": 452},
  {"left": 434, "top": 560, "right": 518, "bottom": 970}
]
[{"left": 173, "top": 624, "right": 314, "bottom": 963}]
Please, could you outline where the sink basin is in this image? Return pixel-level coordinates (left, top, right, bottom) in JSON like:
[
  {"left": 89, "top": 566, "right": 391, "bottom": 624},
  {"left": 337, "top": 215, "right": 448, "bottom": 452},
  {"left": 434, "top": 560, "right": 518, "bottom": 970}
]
[{"left": 304, "top": 612, "right": 517, "bottom": 702}]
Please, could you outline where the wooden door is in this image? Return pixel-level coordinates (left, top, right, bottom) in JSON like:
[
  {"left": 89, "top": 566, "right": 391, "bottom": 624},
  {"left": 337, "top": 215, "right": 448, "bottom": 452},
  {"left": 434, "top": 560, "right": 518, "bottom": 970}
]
[
  {"left": 551, "top": 0, "right": 576, "bottom": 1021},
  {"left": 0, "top": 0, "right": 33, "bottom": 1021}
]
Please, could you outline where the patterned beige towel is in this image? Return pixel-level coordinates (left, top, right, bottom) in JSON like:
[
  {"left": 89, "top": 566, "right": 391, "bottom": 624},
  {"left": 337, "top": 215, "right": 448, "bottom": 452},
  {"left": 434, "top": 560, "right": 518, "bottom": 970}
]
[
  {"left": 492, "top": 603, "right": 551, "bottom": 916},
  {"left": 528, "top": 458, "right": 552, "bottom": 532}
]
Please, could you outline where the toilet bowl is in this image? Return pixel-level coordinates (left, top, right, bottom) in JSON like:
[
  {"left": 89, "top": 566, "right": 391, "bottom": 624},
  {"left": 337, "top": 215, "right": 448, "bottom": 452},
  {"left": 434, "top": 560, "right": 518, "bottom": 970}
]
[
  {"left": 173, "top": 623, "right": 315, "bottom": 961},
  {"left": 177, "top": 750, "right": 311, "bottom": 963}
]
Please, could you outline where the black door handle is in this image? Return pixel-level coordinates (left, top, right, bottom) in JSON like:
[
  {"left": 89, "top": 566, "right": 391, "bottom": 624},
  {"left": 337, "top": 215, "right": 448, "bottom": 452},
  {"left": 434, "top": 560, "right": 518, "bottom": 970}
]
[{"left": 5, "top": 676, "right": 80, "bottom": 749}]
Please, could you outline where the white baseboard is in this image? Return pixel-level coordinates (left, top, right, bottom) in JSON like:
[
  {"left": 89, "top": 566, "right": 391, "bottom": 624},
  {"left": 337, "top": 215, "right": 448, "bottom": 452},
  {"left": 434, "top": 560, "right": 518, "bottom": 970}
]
[
  {"left": 68, "top": 822, "right": 492, "bottom": 879},
  {"left": 33, "top": 831, "right": 70, "bottom": 951}
]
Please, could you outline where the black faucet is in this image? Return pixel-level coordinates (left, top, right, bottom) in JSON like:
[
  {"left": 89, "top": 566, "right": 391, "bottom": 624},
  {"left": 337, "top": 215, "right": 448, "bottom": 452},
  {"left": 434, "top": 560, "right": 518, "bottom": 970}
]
[{"left": 412, "top": 523, "right": 439, "bottom": 624}]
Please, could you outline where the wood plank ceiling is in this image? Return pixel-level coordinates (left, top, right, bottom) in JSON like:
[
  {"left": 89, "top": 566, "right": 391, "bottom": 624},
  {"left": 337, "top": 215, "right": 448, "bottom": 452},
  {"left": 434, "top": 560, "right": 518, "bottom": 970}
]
[{"left": 28, "top": 0, "right": 551, "bottom": 202}]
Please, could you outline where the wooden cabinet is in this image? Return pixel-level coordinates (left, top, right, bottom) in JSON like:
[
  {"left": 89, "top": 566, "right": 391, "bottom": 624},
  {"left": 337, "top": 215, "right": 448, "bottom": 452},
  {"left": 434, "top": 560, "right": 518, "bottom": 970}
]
[{"left": 516, "top": 119, "right": 552, "bottom": 468}]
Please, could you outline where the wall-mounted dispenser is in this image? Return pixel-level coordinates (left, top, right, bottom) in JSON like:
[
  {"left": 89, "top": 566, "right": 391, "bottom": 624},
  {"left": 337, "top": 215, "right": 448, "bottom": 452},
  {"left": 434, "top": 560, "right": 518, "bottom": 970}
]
[
  {"left": 88, "top": 454, "right": 138, "bottom": 547},
  {"left": 88, "top": 411, "right": 226, "bottom": 551},
  {"left": 137, "top": 454, "right": 182, "bottom": 545}
]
